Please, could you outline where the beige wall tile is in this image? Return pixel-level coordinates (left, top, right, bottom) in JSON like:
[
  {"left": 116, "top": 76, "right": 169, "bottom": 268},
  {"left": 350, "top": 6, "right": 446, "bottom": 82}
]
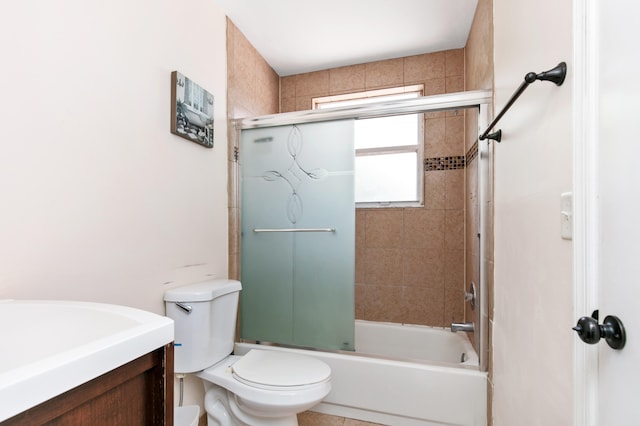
[
  {"left": 424, "top": 171, "right": 446, "bottom": 209},
  {"left": 355, "top": 284, "right": 365, "bottom": 319},
  {"left": 280, "top": 96, "right": 296, "bottom": 113},
  {"left": 465, "top": 0, "right": 493, "bottom": 92},
  {"left": 404, "top": 52, "right": 445, "bottom": 83},
  {"left": 445, "top": 49, "right": 465, "bottom": 77},
  {"left": 404, "top": 286, "right": 445, "bottom": 326},
  {"left": 444, "top": 284, "right": 465, "bottom": 324},
  {"left": 445, "top": 114, "right": 465, "bottom": 155},
  {"left": 362, "top": 285, "right": 404, "bottom": 322},
  {"left": 355, "top": 244, "right": 366, "bottom": 285},
  {"left": 227, "top": 86, "right": 251, "bottom": 118},
  {"left": 256, "top": 62, "right": 280, "bottom": 113},
  {"left": 364, "top": 248, "right": 403, "bottom": 284},
  {"left": 296, "top": 70, "right": 330, "bottom": 97},
  {"left": 231, "top": 29, "right": 257, "bottom": 98},
  {"left": 365, "top": 209, "right": 403, "bottom": 248},
  {"left": 465, "top": 108, "right": 479, "bottom": 152},
  {"left": 329, "top": 64, "right": 366, "bottom": 94},
  {"left": 424, "top": 116, "right": 446, "bottom": 156},
  {"left": 403, "top": 208, "right": 445, "bottom": 249},
  {"left": 445, "top": 209, "right": 465, "bottom": 250},
  {"left": 356, "top": 209, "right": 366, "bottom": 245},
  {"left": 445, "top": 169, "right": 465, "bottom": 210},
  {"left": 228, "top": 252, "right": 239, "bottom": 280},
  {"left": 403, "top": 247, "right": 444, "bottom": 288},
  {"left": 281, "top": 76, "right": 296, "bottom": 99},
  {"left": 446, "top": 75, "right": 465, "bottom": 93},
  {"left": 444, "top": 248, "right": 464, "bottom": 283},
  {"left": 424, "top": 78, "right": 446, "bottom": 96},
  {"left": 296, "top": 96, "right": 313, "bottom": 111},
  {"left": 365, "top": 58, "right": 404, "bottom": 89},
  {"left": 355, "top": 210, "right": 366, "bottom": 283}
]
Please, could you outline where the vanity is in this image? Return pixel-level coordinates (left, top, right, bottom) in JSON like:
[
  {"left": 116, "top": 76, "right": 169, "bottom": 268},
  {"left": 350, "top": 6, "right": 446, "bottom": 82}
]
[{"left": 0, "top": 300, "right": 174, "bottom": 425}]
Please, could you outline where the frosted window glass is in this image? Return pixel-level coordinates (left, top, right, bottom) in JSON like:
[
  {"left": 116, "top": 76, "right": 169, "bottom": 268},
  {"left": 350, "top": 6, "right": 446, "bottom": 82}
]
[
  {"left": 354, "top": 114, "right": 419, "bottom": 149},
  {"left": 355, "top": 152, "right": 418, "bottom": 203}
]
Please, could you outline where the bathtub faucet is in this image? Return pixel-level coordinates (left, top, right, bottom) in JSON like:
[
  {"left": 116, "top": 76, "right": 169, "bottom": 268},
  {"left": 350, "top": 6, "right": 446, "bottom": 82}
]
[{"left": 450, "top": 322, "right": 475, "bottom": 333}]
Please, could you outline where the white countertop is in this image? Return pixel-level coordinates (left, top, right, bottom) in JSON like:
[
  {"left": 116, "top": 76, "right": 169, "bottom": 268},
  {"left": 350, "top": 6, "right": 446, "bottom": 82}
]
[{"left": 0, "top": 300, "right": 174, "bottom": 422}]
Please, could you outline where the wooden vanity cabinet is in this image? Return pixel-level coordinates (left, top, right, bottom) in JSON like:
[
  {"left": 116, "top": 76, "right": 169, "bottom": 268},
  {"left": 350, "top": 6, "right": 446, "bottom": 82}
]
[{"left": 2, "top": 343, "right": 174, "bottom": 426}]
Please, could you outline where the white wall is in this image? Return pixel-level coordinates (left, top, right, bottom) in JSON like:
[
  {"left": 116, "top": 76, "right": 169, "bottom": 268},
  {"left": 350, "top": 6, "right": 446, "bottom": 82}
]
[
  {"left": 0, "top": 0, "right": 228, "bottom": 315},
  {"left": 492, "top": 0, "right": 573, "bottom": 424}
]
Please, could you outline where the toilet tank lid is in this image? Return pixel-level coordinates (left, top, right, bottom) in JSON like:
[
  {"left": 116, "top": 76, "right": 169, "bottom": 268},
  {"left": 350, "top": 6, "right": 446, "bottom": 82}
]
[{"left": 164, "top": 279, "right": 242, "bottom": 302}]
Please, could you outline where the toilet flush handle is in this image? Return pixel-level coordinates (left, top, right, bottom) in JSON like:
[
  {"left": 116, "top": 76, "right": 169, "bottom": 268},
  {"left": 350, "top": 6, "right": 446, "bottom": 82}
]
[{"left": 176, "top": 302, "right": 192, "bottom": 314}]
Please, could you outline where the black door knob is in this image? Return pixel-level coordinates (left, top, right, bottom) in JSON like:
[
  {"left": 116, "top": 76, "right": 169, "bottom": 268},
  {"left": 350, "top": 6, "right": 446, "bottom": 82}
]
[{"left": 573, "top": 311, "right": 626, "bottom": 350}]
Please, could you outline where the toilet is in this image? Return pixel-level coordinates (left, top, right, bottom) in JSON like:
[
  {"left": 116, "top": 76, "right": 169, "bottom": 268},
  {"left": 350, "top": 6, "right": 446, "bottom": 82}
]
[{"left": 164, "top": 279, "right": 331, "bottom": 426}]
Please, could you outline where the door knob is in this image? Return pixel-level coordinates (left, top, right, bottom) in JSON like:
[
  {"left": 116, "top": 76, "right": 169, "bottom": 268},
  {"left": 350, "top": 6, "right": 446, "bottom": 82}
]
[{"left": 572, "top": 310, "right": 626, "bottom": 350}]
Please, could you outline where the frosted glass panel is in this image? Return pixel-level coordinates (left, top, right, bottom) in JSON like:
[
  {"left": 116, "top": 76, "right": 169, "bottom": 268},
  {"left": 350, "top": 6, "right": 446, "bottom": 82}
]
[{"left": 241, "top": 120, "right": 355, "bottom": 351}]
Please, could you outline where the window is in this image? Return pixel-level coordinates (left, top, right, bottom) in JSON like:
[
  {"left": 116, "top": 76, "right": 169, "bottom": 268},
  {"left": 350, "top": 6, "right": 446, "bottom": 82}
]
[{"left": 314, "top": 87, "right": 424, "bottom": 207}]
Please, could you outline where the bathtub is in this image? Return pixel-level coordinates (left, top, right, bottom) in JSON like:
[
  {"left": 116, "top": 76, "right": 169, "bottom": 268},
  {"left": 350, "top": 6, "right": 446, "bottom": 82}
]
[{"left": 235, "top": 320, "right": 486, "bottom": 426}]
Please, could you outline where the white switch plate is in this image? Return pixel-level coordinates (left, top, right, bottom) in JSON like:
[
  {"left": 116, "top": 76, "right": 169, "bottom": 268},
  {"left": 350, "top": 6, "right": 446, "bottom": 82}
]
[{"left": 561, "top": 192, "right": 572, "bottom": 240}]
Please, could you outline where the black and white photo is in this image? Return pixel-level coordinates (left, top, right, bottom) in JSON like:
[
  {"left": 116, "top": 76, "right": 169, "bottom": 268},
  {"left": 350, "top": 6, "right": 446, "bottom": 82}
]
[{"left": 171, "top": 71, "right": 214, "bottom": 148}]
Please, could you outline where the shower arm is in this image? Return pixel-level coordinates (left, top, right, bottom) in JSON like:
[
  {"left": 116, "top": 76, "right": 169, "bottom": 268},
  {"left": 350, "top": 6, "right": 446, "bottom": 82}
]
[{"left": 479, "top": 62, "right": 567, "bottom": 142}]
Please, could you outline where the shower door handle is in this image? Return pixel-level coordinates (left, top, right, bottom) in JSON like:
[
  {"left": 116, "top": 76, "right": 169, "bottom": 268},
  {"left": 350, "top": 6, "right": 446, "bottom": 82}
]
[{"left": 572, "top": 309, "right": 626, "bottom": 350}]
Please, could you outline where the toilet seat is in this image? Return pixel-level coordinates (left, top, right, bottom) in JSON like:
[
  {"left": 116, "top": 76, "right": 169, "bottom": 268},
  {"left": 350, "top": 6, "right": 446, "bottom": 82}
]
[{"left": 231, "top": 349, "right": 331, "bottom": 390}]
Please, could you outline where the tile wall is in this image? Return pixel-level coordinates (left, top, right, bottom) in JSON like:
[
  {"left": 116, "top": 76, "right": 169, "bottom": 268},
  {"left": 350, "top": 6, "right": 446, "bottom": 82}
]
[{"left": 281, "top": 50, "right": 471, "bottom": 328}]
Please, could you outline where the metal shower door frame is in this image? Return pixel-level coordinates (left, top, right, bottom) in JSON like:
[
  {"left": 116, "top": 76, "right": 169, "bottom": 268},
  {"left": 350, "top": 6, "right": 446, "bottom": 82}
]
[{"left": 234, "top": 89, "right": 493, "bottom": 372}]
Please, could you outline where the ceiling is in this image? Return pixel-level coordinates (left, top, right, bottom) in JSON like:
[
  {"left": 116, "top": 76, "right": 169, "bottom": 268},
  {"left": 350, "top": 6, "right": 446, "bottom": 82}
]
[{"left": 214, "top": 0, "right": 479, "bottom": 76}]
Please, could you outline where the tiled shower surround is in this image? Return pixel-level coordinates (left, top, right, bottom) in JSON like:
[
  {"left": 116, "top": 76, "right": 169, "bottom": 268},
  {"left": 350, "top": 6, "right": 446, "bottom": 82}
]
[{"left": 227, "top": 19, "right": 479, "bottom": 329}]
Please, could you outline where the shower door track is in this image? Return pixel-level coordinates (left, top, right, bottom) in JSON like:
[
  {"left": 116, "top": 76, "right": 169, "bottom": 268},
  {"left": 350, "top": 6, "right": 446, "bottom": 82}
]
[{"left": 234, "top": 90, "right": 492, "bottom": 129}]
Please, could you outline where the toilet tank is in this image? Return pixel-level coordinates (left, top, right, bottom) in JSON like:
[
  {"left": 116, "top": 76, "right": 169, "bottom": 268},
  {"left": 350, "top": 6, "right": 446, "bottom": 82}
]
[{"left": 164, "top": 279, "right": 242, "bottom": 373}]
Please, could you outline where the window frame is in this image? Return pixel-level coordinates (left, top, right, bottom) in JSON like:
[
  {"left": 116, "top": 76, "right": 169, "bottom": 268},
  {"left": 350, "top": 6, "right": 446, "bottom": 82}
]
[{"left": 313, "top": 86, "right": 424, "bottom": 208}]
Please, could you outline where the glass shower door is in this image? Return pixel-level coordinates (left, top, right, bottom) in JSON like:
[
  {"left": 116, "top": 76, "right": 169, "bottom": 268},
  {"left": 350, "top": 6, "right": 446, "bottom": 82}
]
[{"left": 240, "top": 120, "right": 355, "bottom": 351}]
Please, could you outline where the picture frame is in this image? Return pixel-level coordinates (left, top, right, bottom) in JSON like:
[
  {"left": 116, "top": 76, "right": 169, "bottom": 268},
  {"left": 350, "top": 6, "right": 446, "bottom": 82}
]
[{"left": 170, "top": 71, "right": 214, "bottom": 148}]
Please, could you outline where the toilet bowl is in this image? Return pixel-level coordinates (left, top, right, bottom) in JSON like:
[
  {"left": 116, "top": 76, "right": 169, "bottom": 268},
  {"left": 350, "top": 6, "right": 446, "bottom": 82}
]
[
  {"left": 164, "top": 279, "right": 332, "bottom": 426},
  {"left": 199, "top": 351, "right": 331, "bottom": 425}
]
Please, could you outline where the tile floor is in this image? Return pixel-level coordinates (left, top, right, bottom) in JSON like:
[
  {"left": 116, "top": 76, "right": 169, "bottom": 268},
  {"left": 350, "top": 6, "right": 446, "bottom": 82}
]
[{"left": 298, "top": 411, "right": 384, "bottom": 425}]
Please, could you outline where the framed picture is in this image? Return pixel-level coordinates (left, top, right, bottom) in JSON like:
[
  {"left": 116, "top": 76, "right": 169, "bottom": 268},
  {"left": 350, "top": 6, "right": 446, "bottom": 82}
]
[{"left": 170, "top": 71, "right": 214, "bottom": 148}]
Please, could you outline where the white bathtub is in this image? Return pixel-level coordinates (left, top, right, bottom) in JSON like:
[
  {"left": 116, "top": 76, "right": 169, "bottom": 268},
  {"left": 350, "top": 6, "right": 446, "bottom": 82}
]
[{"left": 236, "top": 320, "right": 486, "bottom": 426}]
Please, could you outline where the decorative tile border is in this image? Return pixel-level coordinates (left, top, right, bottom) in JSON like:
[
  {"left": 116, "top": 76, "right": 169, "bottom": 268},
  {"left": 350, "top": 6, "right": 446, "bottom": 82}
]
[
  {"left": 423, "top": 142, "right": 480, "bottom": 172},
  {"left": 424, "top": 156, "right": 465, "bottom": 171},
  {"left": 466, "top": 141, "right": 478, "bottom": 164}
]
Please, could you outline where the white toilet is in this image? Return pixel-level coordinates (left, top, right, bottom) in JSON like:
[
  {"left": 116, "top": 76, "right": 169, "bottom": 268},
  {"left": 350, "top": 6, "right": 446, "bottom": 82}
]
[{"left": 164, "top": 279, "right": 331, "bottom": 426}]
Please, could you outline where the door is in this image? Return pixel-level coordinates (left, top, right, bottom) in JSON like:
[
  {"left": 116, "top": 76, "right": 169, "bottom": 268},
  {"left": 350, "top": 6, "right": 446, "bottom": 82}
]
[
  {"left": 240, "top": 120, "right": 356, "bottom": 352},
  {"left": 575, "top": 1, "right": 640, "bottom": 424},
  {"left": 595, "top": 0, "right": 640, "bottom": 423}
]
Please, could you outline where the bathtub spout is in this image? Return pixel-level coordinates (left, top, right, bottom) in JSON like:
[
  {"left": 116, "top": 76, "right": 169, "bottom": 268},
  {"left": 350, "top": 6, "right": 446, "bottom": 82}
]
[{"left": 451, "top": 322, "right": 475, "bottom": 333}]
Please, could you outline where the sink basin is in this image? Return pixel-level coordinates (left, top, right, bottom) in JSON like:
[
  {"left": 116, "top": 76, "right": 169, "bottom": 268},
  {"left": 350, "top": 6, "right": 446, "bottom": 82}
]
[{"left": 0, "top": 299, "right": 174, "bottom": 422}]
